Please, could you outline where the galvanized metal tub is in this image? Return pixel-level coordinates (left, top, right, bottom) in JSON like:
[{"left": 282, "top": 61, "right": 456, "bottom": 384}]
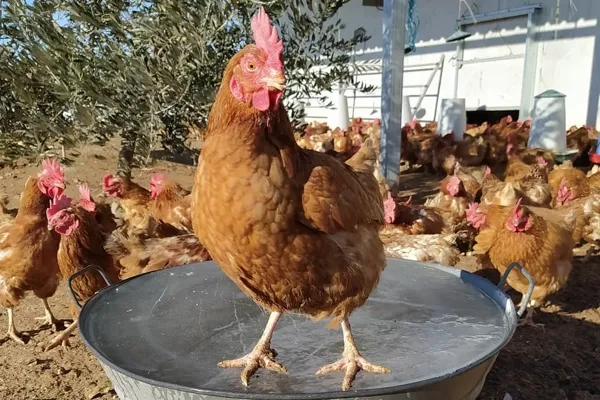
[{"left": 77, "top": 258, "right": 532, "bottom": 400}]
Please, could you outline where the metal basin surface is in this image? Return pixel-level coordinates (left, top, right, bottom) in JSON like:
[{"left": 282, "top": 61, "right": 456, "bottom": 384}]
[{"left": 79, "top": 259, "right": 522, "bottom": 400}]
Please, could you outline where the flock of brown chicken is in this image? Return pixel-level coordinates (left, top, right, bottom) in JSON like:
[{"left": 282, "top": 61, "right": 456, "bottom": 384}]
[
  {"left": 296, "top": 115, "right": 600, "bottom": 328},
  {"left": 0, "top": 116, "right": 598, "bottom": 369},
  {"left": 0, "top": 163, "right": 210, "bottom": 351}
]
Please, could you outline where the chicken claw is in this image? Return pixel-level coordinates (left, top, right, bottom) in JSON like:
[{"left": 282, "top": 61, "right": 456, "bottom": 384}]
[
  {"left": 517, "top": 307, "right": 545, "bottom": 330},
  {"left": 4, "top": 308, "right": 26, "bottom": 345},
  {"left": 316, "top": 318, "right": 390, "bottom": 391},
  {"left": 35, "top": 299, "right": 62, "bottom": 332},
  {"left": 45, "top": 320, "right": 78, "bottom": 352},
  {"left": 217, "top": 311, "right": 286, "bottom": 387},
  {"left": 218, "top": 345, "right": 287, "bottom": 386}
]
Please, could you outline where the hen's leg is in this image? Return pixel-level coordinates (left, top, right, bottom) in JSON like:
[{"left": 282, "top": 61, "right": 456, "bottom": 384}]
[
  {"left": 517, "top": 305, "right": 545, "bottom": 329},
  {"left": 316, "top": 318, "right": 390, "bottom": 391},
  {"left": 218, "top": 311, "right": 286, "bottom": 386},
  {"left": 45, "top": 320, "right": 78, "bottom": 351},
  {"left": 5, "top": 308, "right": 25, "bottom": 345},
  {"left": 35, "top": 298, "right": 61, "bottom": 332}
]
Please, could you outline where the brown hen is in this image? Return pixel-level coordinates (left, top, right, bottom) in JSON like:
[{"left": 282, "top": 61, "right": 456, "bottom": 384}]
[
  {"left": 148, "top": 172, "right": 192, "bottom": 231},
  {"left": 471, "top": 200, "right": 575, "bottom": 327},
  {"left": 44, "top": 192, "right": 120, "bottom": 351},
  {"left": 0, "top": 161, "right": 66, "bottom": 344},
  {"left": 192, "top": 8, "right": 388, "bottom": 391}
]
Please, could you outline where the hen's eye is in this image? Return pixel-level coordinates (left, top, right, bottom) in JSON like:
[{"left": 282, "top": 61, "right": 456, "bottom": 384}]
[{"left": 246, "top": 61, "right": 257, "bottom": 72}]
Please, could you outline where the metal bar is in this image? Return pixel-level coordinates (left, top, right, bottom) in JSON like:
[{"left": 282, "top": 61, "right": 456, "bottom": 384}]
[
  {"left": 459, "top": 4, "right": 542, "bottom": 26},
  {"left": 432, "top": 54, "right": 445, "bottom": 122},
  {"left": 458, "top": 54, "right": 524, "bottom": 65},
  {"left": 380, "top": 0, "right": 407, "bottom": 188},
  {"left": 351, "top": 66, "right": 438, "bottom": 77},
  {"left": 453, "top": 41, "right": 464, "bottom": 98},
  {"left": 519, "top": 10, "right": 540, "bottom": 119},
  {"left": 410, "top": 54, "right": 445, "bottom": 119},
  {"left": 405, "top": 63, "right": 441, "bottom": 69}
]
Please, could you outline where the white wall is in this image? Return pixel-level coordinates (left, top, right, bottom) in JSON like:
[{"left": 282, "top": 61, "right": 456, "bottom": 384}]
[{"left": 303, "top": 0, "right": 600, "bottom": 128}]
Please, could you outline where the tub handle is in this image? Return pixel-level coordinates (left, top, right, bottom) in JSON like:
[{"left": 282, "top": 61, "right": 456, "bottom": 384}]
[
  {"left": 68, "top": 265, "right": 114, "bottom": 309},
  {"left": 497, "top": 262, "right": 535, "bottom": 317}
]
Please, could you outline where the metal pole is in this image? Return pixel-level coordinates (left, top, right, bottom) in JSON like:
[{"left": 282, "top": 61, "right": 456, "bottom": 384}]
[
  {"left": 411, "top": 54, "right": 445, "bottom": 119},
  {"left": 380, "top": 0, "right": 408, "bottom": 188},
  {"left": 519, "top": 11, "right": 539, "bottom": 119},
  {"left": 453, "top": 41, "right": 464, "bottom": 98}
]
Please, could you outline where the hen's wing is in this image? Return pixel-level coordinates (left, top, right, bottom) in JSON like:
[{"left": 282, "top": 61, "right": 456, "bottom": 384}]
[{"left": 298, "top": 140, "right": 384, "bottom": 234}]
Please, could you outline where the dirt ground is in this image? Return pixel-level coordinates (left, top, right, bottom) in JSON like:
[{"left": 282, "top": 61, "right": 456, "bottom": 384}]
[{"left": 0, "top": 139, "right": 598, "bottom": 400}]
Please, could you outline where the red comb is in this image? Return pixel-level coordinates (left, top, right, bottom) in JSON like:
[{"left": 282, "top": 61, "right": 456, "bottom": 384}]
[
  {"left": 536, "top": 156, "right": 548, "bottom": 167},
  {"left": 78, "top": 184, "right": 92, "bottom": 202},
  {"left": 514, "top": 197, "right": 523, "bottom": 210},
  {"left": 151, "top": 172, "right": 164, "bottom": 185},
  {"left": 383, "top": 192, "right": 396, "bottom": 224},
  {"left": 46, "top": 193, "right": 72, "bottom": 220},
  {"left": 251, "top": 7, "right": 283, "bottom": 69},
  {"left": 103, "top": 173, "right": 115, "bottom": 189},
  {"left": 39, "top": 159, "right": 64, "bottom": 179}
]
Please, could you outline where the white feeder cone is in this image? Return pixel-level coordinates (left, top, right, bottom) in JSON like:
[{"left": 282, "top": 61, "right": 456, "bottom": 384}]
[
  {"left": 334, "top": 87, "right": 349, "bottom": 130},
  {"left": 528, "top": 90, "right": 567, "bottom": 152},
  {"left": 401, "top": 96, "right": 412, "bottom": 126},
  {"left": 437, "top": 98, "right": 466, "bottom": 140}
]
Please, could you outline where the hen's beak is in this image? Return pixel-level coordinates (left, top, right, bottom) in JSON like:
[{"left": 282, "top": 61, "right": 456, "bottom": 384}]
[{"left": 262, "top": 72, "right": 286, "bottom": 91}]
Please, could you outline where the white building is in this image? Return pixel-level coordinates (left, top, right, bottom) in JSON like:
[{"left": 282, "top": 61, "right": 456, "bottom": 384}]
[{"left": 302, "top": 0, "right": 600, "bottom": 128}]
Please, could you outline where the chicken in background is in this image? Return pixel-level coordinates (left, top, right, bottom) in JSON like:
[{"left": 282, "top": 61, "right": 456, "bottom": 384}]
[
  {"left": 488, "top": 115, "right": 514, "bottom": 137},
  {"left": 567, "top": 125, "right": 597, "bottom": 164},
  {"left": 587, "top": 164, "right": 600, "bottom": 192},
  {"left": 501, "top": 119, "right": 531, "bottom": 145},
  {"left": 469, "top": 199, "right": 576, "bottom": 327},
  {"left": 0, "top": 160, "right": 66, "bottom": 344},
  {"left": 480, "top": 176, "right": 519, "bottom": 207},
  {"left": 102, "top": 173, "right": 151, "bottom": 223},
  {"left": 453, "top": 163, "right": 489, "bottom": 200},
  {"left": 512, "top": 164, "right": 552, "bottom": 208},
  {"left": 105, "top": 231, "right": 210, "bottom": 280},
  {"left": 383, "top": 194, "right": 445, "bottom": 235},
  {"left": 581, "top": 194, "right": 600, "bottom": 244},
  {"left": 78, "top": 184, "right": 117, "bottom": 236},
  {"left": 505, "top": 142, "right": 553, "bottom": 182},
  {"left": 148, "top": 172, "right": 192, "bottom": 231},
  {"left": 379, "top": 225, "right": 460, "bottom": 266},
  {"left": 192, "top": 9, "right": 389, "bottom": 390},
  {"left": 548, "top": 169, "right": 600, "bottom": 246},
  {"left": 424, "top": 175, "right": 471, "bottom": 233},
  {"left": 431, "top": 137, "right": 459, "bottom": 175},
  {"left": 548, "top": 162, "right": 591, "bottom": 207},
  {"left": 464, "top": 121, "right": 488, "bottom": 138},
  {"left": 44, "top": 190, "right": 120, "bottom": 351},
  {"left": 454, "top": 136, "right": 489, "bottom": 168}
]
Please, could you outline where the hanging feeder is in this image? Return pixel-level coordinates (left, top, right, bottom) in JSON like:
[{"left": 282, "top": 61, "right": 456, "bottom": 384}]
[
  {"left": 437, "top": 98, "right": 467, "bottom": 139},
  {"left": 528, "top": 89, "right": 577, "bottom": 162},
  {"left": 445, "top": 0, "right": 477, "bottom": 43}
]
